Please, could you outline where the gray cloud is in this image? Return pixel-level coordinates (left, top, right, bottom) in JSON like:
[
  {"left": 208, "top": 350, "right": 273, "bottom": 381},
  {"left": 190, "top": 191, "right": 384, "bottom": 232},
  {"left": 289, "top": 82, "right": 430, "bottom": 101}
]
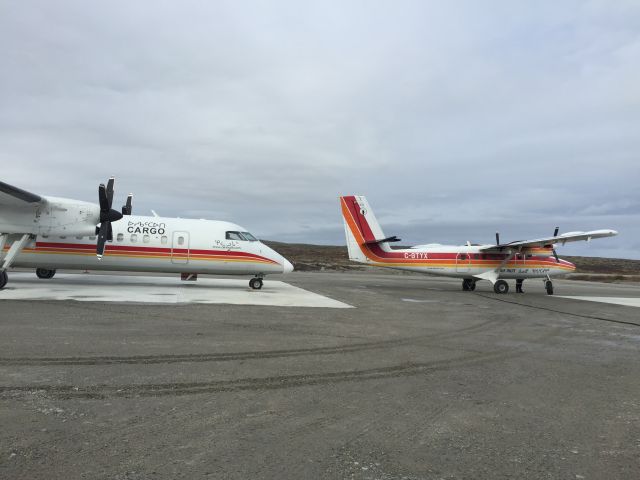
[{"left": 1, "top": 1, "right": 637, "bottom": 258}]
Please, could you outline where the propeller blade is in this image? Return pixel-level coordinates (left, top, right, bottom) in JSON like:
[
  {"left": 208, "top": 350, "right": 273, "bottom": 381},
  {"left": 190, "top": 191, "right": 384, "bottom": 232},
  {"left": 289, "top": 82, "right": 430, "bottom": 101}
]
[
  {"left": 495, "top": 232, "right": 500, "bottom": 246},
  {"left": 553, "top": 248, "right": 560, "bottom": 263},
  {"left": 96, "top": 222, "right": 109, "bottom": 258},
  {"left": 553, "top": 226, "right": 559, "bottom": 237},
  {"left": 98, "top": 183, "right": 109, "bottom": 211},
  {"left": 106, "top": 177, "right": 115, "bottom": 207},
  {"left": 122, "top": 194, "right": 133, "bottom": 215}
]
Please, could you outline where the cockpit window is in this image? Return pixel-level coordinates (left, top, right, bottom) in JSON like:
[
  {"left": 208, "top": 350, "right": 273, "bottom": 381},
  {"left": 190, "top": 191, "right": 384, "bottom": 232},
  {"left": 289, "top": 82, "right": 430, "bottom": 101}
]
[
  {"left": 225, "top": 231, "right": 244, "bottom": 241},
  {"left": 225, "top": 231, "right": 259, "bottom": 241}
]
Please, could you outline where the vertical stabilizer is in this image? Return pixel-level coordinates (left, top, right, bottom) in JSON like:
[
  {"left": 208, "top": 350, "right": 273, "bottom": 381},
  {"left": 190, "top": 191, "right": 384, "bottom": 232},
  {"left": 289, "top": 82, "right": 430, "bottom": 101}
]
[{"left": 340, "top": 195, "right": 392, "bottom": 263}]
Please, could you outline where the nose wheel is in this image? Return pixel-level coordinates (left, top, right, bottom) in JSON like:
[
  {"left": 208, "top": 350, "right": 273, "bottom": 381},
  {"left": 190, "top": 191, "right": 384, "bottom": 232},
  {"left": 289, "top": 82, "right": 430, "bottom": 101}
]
[{"left": 249, "top": 277, "right": 263, "bottom": 290}]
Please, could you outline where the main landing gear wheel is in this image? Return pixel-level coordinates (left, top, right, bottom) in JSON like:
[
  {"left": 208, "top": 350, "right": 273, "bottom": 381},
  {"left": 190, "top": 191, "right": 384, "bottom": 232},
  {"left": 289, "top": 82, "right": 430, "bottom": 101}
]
[
  {"left": 516, "top": 279, "right": 524, "bottom": 293},
  {"left": 493, "top": 280, "right": 509, "bottom": 294},
  {"left": 462, "top": 279, "right": 476, "bottom": 291},
  {"left": 0, "top": 271, "right": 7, "bottom": 290},
  {"left": 545, "top": 280, "right": 554, "bottom": 295},
  {"left": 249, "top": 278, "right": 263, "bottom": 290},
  {"left": 36, "top": 268, "right": 56, "bottom": 279}
]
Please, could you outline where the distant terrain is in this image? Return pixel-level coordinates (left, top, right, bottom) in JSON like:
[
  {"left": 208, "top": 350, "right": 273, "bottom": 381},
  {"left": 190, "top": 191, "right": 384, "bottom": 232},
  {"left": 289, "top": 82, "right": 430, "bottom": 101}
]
[{"left": 264, "top": 241, "right": 640, "bottom": 282}]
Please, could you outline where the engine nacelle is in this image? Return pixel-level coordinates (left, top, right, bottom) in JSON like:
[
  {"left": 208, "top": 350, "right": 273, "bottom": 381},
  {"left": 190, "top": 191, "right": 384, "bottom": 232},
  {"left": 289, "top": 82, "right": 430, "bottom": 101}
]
[{"left": 0, "top": 197, "right": 100, "bottom": 236}]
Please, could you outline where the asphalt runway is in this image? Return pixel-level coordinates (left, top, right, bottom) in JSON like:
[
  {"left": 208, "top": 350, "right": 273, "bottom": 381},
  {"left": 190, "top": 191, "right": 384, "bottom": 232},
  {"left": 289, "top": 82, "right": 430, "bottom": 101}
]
[{"left": 1, "top": 271, "right": 639, "bottom": 479}]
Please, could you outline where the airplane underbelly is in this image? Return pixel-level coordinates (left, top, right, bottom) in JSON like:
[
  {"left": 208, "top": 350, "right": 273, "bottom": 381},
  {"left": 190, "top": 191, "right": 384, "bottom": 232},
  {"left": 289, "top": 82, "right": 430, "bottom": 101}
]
[{"left": 11, "top": 247, "right": 282, "bottom": 276}]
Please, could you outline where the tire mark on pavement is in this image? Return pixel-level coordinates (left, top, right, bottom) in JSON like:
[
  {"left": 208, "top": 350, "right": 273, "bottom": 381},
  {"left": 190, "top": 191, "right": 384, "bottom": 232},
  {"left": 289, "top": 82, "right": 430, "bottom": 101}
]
[
  {"left": 474, "top": 293, "right": 640, "bottom": 327},
  {"left": 0, "top": 318, "right": 505, "bottom": 366},
  {"left": 0, "top": 350, "right": 516, "bottom": 400}
]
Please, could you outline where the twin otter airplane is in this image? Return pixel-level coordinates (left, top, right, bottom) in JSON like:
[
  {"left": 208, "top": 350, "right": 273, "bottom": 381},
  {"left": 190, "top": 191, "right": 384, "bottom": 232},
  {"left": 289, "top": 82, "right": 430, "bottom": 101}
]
[
  {"left": 0, "top": 178, "right": 293, "bottom": 290},
  {"left": 340, "top": 195, "right": 617, "bottom": 295}
]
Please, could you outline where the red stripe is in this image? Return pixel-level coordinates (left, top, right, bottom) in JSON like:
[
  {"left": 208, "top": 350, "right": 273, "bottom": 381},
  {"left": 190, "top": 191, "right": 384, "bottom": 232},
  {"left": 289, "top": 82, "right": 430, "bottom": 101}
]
[{"left": 34, "top": 242, "right": 276, "bottom": 263}]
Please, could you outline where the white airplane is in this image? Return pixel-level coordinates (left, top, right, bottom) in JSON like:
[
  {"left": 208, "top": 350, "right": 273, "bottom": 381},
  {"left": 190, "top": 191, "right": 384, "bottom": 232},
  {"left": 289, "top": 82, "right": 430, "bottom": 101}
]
[
  {"left": 0, "top": 178, "right": 293, "bottom": 290},
  {"left": 340, "top": 195, "right": 618, "bottom": 295}
]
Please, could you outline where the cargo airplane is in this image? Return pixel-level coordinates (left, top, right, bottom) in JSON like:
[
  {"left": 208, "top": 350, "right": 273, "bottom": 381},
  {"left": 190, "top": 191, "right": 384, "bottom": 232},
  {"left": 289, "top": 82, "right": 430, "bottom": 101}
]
[
  {"left": 340, "top": 195, "right": 618, "bottom": 295},
  {"left": 0, "top": 178, "right": 293, "bottom": 290}
]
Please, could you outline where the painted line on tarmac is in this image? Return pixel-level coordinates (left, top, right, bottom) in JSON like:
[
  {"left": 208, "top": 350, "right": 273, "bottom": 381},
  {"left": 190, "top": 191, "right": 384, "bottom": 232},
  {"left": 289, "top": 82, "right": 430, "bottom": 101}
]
[{"left": 557, "top": 296, "right": 640, "bottom": 308}]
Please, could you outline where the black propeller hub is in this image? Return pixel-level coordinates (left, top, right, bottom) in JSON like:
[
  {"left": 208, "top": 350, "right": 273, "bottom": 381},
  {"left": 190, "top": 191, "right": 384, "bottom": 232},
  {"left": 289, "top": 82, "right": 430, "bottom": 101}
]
[{"left": 100, "top": 208, "right": 123, "bottom": 223}]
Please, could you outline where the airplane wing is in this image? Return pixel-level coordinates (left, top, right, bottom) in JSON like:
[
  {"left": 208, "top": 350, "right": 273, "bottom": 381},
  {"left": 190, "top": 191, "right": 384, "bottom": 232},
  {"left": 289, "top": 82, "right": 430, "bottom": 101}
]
[
  {"left": 480, "top": 229, "right": 618, "bottom": 251},
  {"left": 0, "top": 181, "right": 45, "bottom": 208}
]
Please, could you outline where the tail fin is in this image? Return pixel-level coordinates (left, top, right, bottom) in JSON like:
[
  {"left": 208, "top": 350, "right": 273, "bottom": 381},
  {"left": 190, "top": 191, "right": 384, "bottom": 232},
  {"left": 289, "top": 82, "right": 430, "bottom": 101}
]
[{"left": 340, "top": 195, "right": 392, "bottom": 263}]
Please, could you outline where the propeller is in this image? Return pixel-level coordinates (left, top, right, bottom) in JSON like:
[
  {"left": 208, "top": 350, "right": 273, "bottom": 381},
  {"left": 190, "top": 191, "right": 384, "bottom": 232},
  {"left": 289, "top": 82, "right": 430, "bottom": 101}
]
[
  {"left": 96, "top": 177, "right": 124, "bottom": 259},
  {"left": 552, "top": 226, "right": 560, "bottom": 262},
  {"left": 122, "top": 194, "right": 133, "bottom": 215},
  {"left": 495, "top": 232, "right": 500, "bottom": 246}
]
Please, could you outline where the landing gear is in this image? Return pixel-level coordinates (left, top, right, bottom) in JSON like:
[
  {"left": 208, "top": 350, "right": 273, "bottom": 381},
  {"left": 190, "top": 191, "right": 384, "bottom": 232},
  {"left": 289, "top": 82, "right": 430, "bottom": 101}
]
[
  {"left": 0, "top": 271, "right": 7, "bottom": 290},
  {"left": 249, "top": 277, "right": 263, "bottom": 290},
  {"left": 493, "top": 280, "right": 509, "bottom": 294},
  {"left": 36, "top": 268, "right": 56, "bottom": 279},
  {"left": 515, "top": 279, "right": 524, "bottom": 293},
  {"left": 545, "top": 280, "right": 554, "bottom": 295},
  {"left": 462, "top": 279, "right": 476, "bottom": 291}
]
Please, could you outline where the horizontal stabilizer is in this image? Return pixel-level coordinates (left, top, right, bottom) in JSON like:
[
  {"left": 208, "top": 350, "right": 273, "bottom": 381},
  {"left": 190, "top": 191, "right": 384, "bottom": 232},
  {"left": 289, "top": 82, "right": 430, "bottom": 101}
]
[{"left": 365, "top": 235, "right": 401, "bottom": 245}]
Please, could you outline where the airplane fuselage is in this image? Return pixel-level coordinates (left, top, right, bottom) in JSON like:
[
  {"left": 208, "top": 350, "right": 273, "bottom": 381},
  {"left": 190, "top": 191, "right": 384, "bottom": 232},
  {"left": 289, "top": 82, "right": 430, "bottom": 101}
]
[
  {"left": 5, "top": 215, "right": 292, "bottom": 276},
  {"left": 355, "top": 244, "right": 575, "bottom": 280}
]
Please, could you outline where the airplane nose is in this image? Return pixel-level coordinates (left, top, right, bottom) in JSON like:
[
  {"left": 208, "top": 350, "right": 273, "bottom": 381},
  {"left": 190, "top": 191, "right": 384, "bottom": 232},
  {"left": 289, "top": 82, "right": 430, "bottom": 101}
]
[{"left": 282, "top": 259, "right": 294, "bottom": 274}]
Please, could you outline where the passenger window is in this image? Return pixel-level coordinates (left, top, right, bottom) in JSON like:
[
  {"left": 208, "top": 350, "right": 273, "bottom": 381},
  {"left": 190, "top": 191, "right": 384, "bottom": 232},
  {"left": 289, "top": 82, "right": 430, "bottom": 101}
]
[
  {"left": 89, "top": 236, "right": 96, "bottom": 241},
  {"left": 143, "top": 235, "right": 150, "bottom": 243},
  {"left": 161, "top": 236, "right": 168, "bottom": 245},
  {"left": 459, "top": 254, "right": 467, "bottom": 261},
  {"left": 178, "top": 236, "right": 184, "bottom": 246},
  {"left": 60, "top": 236, "right": 66, "bottom": 239},
  {"left": 225, "top": 231, "right": 244, "bottom": 241},
  {"left": 117, "top": 233, "right": 124, "bottom": 242},
  {"left": 76, "top": 236, "right": 83, "bottom": 240},
  {"left": 131, "top": 234, "right": 138, "bottom": 243}
]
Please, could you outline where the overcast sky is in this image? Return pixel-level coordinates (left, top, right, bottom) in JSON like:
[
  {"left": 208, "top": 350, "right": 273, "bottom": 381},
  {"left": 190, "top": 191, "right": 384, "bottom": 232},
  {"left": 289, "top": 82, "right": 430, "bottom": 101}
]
[{"left": 1, "top": 1, "right": 638, "bottom": 258}]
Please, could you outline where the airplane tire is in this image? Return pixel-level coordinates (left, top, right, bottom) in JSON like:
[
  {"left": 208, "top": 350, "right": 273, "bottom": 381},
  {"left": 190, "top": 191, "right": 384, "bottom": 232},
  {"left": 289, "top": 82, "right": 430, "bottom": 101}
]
[
  {"left": 0, "top": 271, "right": 7, "bottom": 290},
  {"left": 249, "top": 278, "right": 263, "bottom": 290},
  {"left": 462, "top": 279, "right": 470, "bottom": 291},
  {"left": 36, "top": 268, "right": 56, "bottom": 279},
  {"left": 493, "top": 280, "right": 509, "bottom": 294},
  {"left": 545, "top": 280, "right": 554, "bottom": 295},
  {"left": 469, "top": 281, "right": 476, "bottom": 291}
]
